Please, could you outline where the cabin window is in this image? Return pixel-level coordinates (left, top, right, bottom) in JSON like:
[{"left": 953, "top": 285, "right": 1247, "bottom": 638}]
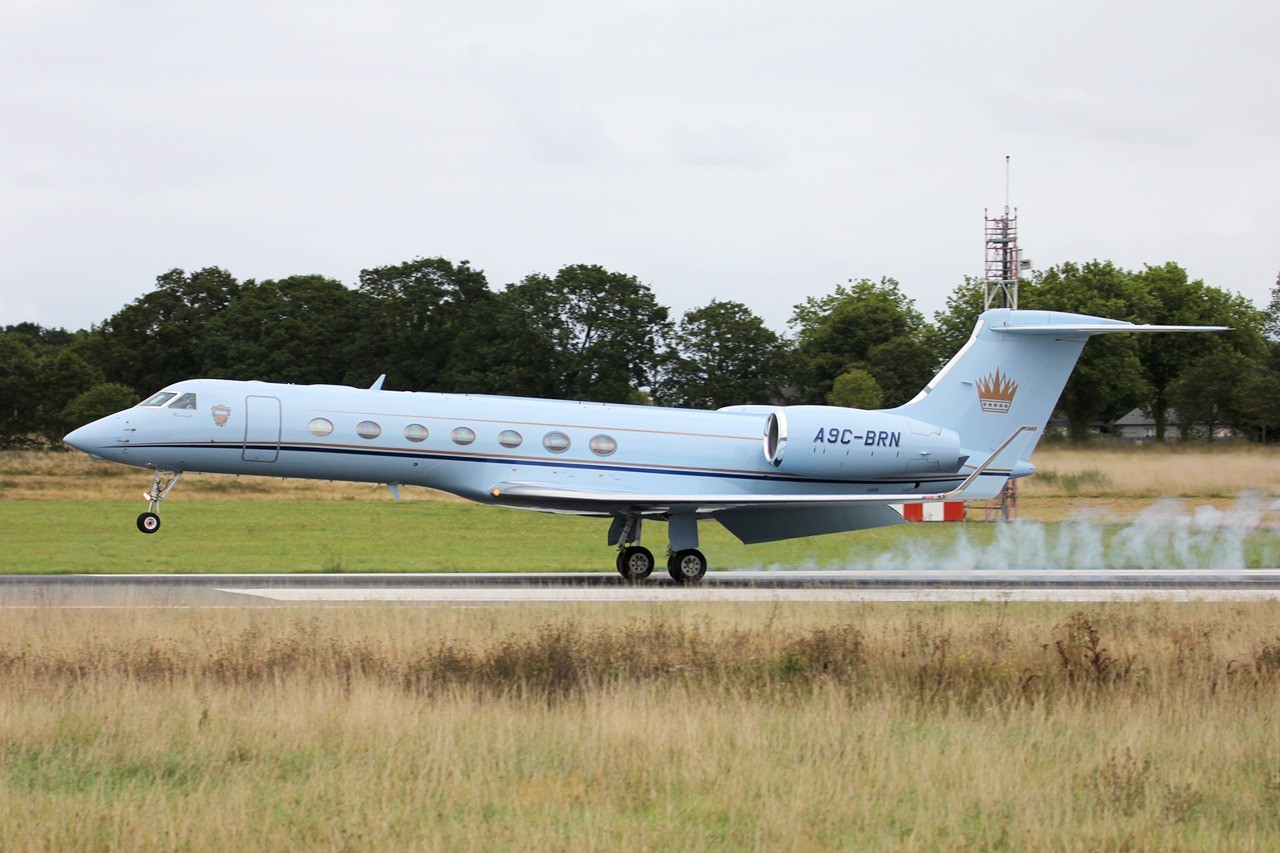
[
  {"left": 356, "top": 420, "right": 382, "bottom": 439},
  {"left": 589, "top": 434, "right": 617, "bottom": 456},
  {"left": 451, "top": 427, "right": 476, "bottom": 445},
  {"left": 403, "top": 423, "right": 428, "bottom": 442},
  {"left": 498, "top": 430, "right": 522, "bottom": 448},
  {"left": 168, "top": 392, "right": 197, "bottom": 410},
  {"left": 138, "top": 392, "right": 177, "bottom": 407},
  {"left": 543, "top": 431, "right": 570, "bottom": 453},
  {"left": 308, "top": 418, "right": 334, "bottom": 437}
]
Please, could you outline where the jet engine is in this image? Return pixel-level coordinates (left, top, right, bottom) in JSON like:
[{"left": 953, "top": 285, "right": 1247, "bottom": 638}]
[{"left": 762, "top": 406, "right": 963, "bottom": 480}]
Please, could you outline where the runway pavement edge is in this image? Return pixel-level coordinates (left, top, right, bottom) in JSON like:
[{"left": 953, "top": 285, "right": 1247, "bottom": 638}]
[{"left": 3, "top": 570, "right": 1280, "bottom": 606}]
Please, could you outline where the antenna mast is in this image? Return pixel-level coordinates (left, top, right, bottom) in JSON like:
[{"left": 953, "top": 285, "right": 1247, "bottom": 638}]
[{"left": 983, "top": 156, "right": 1023, "bottom": 309}]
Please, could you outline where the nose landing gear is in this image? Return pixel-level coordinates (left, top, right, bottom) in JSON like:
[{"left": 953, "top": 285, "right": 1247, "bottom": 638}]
[{"left": 137, "top": 470, "right": 182, "bottom": 534}]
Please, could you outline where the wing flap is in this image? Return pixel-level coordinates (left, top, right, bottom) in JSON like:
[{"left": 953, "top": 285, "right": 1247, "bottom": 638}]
[{"left": 488, "top": 482, "right": 954, "bottom": 512}]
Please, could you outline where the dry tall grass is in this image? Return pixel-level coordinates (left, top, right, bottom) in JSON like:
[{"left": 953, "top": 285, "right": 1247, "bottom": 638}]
[
  {"left": 3, "top": 603, "right": 1280, "bottom": 847},
  {"left": 1026, "top": 443, "right": 1280, "bottom": 498}
]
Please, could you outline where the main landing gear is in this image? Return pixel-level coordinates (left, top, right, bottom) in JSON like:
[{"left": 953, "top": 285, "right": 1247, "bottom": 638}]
[
  {"left": 610, "top": 513, "right": 709, "bottom": 584},
  {"left": 666, "top": 548, "right": 708, "bottom": 584},
  {"left": 616, "top": 546, "right": 655, "bottom": 581},
  {"left": 137, "top": 469, "right": 182, "bottom": 534}
]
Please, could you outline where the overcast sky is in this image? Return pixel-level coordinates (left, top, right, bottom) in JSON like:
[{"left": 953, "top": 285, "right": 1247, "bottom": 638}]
[{"left": 3, "top": 1, "right": 1278, "bottom": 334}]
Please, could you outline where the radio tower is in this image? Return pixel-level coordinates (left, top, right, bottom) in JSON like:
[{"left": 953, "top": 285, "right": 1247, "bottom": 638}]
[
  {"left": 983, "top": 156, "right": 1024, "bottom": 309},
  {"left": 982, "top": 156, "right": 1027, "bottom": 521}
]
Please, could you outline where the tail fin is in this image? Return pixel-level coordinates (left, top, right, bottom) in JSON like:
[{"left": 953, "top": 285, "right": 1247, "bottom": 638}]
[{"left": 892, "top": 308, "right": 1226, "bottom": 494}]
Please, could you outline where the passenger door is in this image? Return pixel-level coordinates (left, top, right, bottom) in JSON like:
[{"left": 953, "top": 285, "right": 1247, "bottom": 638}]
[{"left": 243, "top": 395, "right": 281, "bottom": 462}]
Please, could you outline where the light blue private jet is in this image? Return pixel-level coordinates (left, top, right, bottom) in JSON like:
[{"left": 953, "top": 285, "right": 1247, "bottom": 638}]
[{"left": 64, "top": 308, "right": 1222, "bottom": 582}]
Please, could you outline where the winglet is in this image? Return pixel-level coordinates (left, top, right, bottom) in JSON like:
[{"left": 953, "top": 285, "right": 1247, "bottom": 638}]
[
  {"left": 370, "top": 374, "right": 387, "bottom": 391},
  {"left": 941, "top": 425, "right": 1036, "bottom": 499}
]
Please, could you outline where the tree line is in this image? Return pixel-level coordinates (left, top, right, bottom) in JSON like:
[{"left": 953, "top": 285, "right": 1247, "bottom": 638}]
[{"left": 2, "top": 257, "right": 1277, "bottom": 447}]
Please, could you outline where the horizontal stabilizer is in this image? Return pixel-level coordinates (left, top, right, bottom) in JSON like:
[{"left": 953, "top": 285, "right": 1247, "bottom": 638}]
[{"left": 996, "top": 323, "right": 1230, "bottom": 335}]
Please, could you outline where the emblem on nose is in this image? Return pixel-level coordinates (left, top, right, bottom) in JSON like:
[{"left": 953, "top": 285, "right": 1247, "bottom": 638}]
[{"left": 211, "top": 404, "right": 231, "bottom": 427}]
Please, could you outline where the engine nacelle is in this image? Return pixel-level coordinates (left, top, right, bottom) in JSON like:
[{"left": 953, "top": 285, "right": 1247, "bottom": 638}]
[{"left": 762, "top": 406, "right": 963, "bottom": 480}]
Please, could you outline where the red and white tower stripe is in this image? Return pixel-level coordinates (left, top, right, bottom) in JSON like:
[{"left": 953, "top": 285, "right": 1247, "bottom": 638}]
[{"left": 892, "top": 502, "right": 966, "bottom": 522}]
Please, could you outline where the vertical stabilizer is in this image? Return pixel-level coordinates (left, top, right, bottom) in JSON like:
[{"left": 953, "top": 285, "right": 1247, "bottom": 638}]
[{"left": 892, "top": 308, "right": 1226, "bottom": 496}]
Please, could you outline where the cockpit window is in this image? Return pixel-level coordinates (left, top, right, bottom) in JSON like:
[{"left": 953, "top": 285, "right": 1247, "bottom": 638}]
[
  {"left": 168, "top": 392, "right": 197, "bottom": 410},
  {"left": 138, "top": 392, "right": 177, "bottom": 407}
]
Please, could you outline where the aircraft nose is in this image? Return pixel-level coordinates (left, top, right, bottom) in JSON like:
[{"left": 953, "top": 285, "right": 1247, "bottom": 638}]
[
  {"left": 64, "top": 418, "right": 114, "bottom": 455},
  {"left": 63, "top": 423, "right": 93, "bottom": 452}
]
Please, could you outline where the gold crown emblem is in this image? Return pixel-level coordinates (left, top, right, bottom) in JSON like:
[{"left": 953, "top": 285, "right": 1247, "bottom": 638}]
[{"left": 976, "top": 368, "right": 1018, "bottom": 413}]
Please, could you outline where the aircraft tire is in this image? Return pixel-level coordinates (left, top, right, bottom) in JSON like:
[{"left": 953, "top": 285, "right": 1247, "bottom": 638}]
[
  {"left": 617, "top": 546, "right": 654, "bottom": 581},
  {"left": 667, "top": 549, "right": 707, "bottom": 584},
  {"left": 137, "top": 512, "right": 161, "bottom": 534}
]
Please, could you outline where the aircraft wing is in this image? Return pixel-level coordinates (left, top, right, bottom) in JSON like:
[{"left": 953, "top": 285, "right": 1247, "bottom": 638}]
[
  {"left": 486, "top": 424, "right": 1035, "bottom": 514},
  {"left": 486, "top": 481, "right": 957, "bottom": 513}
]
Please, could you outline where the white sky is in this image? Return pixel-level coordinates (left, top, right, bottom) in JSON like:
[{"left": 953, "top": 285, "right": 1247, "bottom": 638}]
[{"left": 3, "top": 1, "right": 1278, "bottom": 333}]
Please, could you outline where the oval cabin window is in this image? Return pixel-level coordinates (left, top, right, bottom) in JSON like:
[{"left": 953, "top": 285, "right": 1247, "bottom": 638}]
[
  {"left": 498, "top": 430, "right": 523, "bottom": 448},
  {"left": 356, "top": 420, "right": 381, "bottom": 440},
  {"left": 403, "top": 424, "right": 428, "bottom": 442},
  {"left": 542, "top": 431, "right": 570, "bottom": 453},
  {"left": 589, "top": 434, "right": 617, "bottom": 456},
  {"left": 308, "top": 418, "right": 334, "bottom": 437},
  {"left": 451, "top": 427, "right": 476, "bottom": 446}
]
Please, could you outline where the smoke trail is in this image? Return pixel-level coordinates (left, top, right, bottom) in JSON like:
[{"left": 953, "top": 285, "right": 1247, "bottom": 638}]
[{"left": 856, "top": 494, "right": 1280, "bottom": 571}]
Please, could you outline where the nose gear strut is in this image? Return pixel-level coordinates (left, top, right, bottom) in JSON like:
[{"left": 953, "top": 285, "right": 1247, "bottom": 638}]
[{"left": 137, "top": 470, "right": 182, "bottom": 533}]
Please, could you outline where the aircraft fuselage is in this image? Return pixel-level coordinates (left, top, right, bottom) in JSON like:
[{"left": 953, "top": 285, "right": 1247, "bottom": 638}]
[{"left": 68, "top": 379, "right": 969, "bottom": 511}]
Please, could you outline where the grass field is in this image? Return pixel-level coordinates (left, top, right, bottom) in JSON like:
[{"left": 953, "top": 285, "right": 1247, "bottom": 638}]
[
  {"left": 3, "top": 446, "right": 1279, "bottom": 573},
  {"left": 4, "top": 497, "right": 1280, "bottom": 574},
  {"left": 3, "top": 602, "right": 1280, "bottom": 848}
]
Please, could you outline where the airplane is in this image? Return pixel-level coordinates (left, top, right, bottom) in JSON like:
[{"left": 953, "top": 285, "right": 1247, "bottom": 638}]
[{"left": 63, "top": 307, "right": 1224, "bottom": 582}]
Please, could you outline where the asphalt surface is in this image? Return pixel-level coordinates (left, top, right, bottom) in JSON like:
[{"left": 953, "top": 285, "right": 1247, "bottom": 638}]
[{"left": 3, "top": 569, "right": 1280, "bottom": 606}]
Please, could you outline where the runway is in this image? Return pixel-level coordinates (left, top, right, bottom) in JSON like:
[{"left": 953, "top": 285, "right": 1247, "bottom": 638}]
[{"left": 3, "top": 569, "right": 1280, "bottom": 606}]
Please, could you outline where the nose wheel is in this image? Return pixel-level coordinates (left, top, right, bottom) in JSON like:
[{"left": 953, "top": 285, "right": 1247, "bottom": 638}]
[{"left": 136, "top": 470, "right": 182, "bottom": 534}]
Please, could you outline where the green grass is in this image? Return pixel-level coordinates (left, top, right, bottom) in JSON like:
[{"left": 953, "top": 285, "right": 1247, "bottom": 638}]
[
  {"left": 2, "top": 500, "right": 933, "bottom": 573},
  {"left": 4, "top": 499, "right": 1280, "bottom": 573}
]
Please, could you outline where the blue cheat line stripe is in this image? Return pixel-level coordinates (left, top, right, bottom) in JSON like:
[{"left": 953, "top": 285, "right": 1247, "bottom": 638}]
[{"left": 132, "top": 441, "right": 1002, "bottom": 489}]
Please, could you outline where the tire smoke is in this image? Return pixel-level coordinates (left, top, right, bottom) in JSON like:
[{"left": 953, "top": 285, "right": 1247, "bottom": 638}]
[
  {"left": 860, "top": 494, "right": 1280, "bottom": 568},
  {"left": 860, "top": 494, "right": 1280, "bottom": 571}
]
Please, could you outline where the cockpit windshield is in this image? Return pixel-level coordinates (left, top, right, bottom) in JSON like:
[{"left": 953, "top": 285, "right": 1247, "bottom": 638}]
[
  {"left": 168, "top": 392, "right": 197, "bottom": 410},
  {"left": 138, "top": 391, "right": 178, "bottom": 407}
]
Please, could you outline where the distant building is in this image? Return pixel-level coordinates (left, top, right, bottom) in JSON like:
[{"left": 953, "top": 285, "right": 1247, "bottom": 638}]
[
  {"left": 1043, "top": 409, "right": 1234, "bottom": 441},
  {"left": 1114, "top": 408, "right": 1233, "bottom": 442},
  {"left": 1044, "top": 415, "right": 1103, "bottom": 439}
]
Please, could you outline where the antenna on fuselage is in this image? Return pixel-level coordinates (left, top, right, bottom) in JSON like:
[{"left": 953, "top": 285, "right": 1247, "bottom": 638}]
[{"left": 369, "top": 374, "right": 386, "bottom": 391}]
